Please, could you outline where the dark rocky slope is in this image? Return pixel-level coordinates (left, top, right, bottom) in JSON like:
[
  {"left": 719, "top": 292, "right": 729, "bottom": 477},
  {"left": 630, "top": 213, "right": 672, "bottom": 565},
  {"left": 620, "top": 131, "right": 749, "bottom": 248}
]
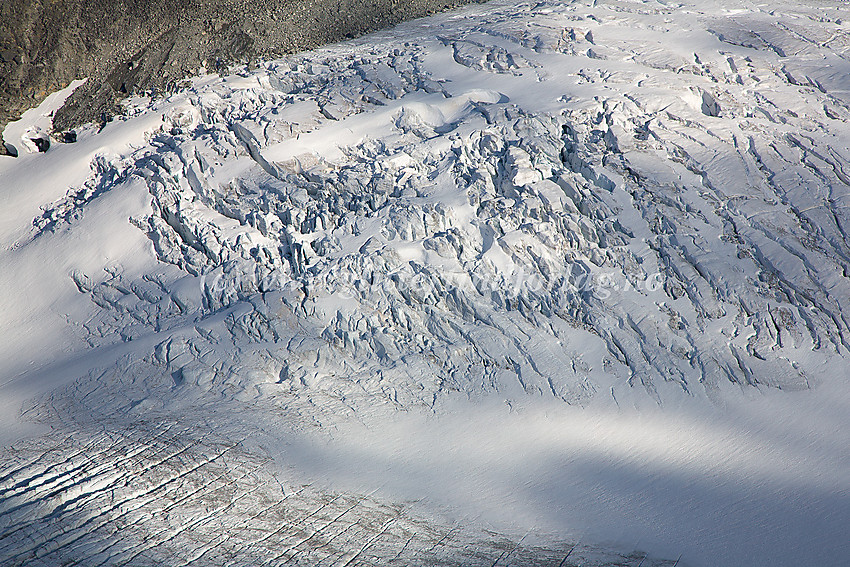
[{"left": 0, "top": 0, "right": 477, "bottom": 155}]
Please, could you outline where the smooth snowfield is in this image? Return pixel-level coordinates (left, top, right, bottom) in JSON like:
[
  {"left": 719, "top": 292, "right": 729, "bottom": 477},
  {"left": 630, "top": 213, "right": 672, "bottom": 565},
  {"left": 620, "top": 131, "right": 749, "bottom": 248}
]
[
  {"left": 284, "top": 387, "right": 850, "bottom": 566},
  {"left": 2, "top": 0, "right": 850, "bottom": 565}
]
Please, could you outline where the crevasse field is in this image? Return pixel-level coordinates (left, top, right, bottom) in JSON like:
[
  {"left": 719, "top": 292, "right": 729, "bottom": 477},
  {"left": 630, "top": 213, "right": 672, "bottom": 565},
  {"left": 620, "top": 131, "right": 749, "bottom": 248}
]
[{"left": 1, "top": 0, "right": 849, "bottom": 565}]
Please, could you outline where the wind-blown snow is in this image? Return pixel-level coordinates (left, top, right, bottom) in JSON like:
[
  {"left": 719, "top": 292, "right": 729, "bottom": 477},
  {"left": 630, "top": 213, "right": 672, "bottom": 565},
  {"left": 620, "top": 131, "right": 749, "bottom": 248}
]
[{"left": 1, "top": 0, "right": 849, "bottom": 565}]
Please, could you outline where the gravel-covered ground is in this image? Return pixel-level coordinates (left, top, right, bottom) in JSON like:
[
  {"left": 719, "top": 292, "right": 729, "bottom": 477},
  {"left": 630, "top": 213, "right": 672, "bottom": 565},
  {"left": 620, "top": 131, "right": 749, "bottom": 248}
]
[{"left": 0, "top": 0, "right": 478, "bottom": 155}]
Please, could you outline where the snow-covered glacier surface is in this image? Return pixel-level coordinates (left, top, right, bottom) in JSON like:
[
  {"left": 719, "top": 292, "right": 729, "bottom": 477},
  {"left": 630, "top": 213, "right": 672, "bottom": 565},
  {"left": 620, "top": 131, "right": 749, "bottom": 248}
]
[{"left": 2, "top": 0, "right": 850, "bottom": 565}]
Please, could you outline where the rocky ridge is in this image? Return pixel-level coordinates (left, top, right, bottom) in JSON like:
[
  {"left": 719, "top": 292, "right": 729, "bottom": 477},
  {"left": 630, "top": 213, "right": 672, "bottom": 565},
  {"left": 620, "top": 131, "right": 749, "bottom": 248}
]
[{"left": 0, "top": 0, "right": 479, "bottom": 156}]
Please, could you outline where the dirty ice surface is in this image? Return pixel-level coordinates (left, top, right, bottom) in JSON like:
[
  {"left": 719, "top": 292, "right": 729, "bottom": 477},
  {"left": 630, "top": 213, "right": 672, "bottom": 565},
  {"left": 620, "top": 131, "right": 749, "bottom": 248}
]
[{"left": 1, "top": 0, "right": 850, "bottom": 565}]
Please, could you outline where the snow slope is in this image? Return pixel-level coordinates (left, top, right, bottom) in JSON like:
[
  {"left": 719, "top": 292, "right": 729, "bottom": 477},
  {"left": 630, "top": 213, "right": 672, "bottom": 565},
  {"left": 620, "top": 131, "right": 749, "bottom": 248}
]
[{"left": 1, "top": 0, "right": 850, "bottom": 565}]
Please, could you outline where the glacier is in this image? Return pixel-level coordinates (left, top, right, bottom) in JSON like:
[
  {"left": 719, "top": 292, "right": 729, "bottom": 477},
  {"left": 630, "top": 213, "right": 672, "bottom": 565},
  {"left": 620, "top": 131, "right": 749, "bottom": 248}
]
[{"left": 1, "top": 0, "right": 849, "bottom": 565}]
